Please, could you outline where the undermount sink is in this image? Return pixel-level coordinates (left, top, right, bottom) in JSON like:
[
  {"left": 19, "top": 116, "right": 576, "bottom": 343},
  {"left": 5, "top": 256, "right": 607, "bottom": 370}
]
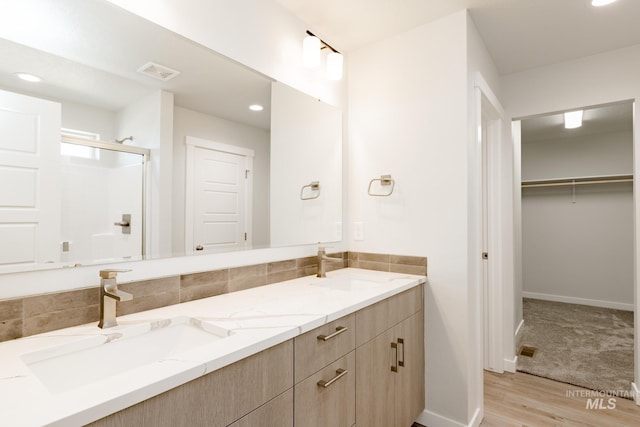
[{"left": 21, "top": 316, "right": 231, "bottom": 394}]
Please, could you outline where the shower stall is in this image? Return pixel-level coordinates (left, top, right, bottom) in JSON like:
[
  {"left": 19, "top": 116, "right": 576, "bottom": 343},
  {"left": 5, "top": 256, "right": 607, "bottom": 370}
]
[{"left": 59, "top": 135, "right": 148, "bottom": 266}]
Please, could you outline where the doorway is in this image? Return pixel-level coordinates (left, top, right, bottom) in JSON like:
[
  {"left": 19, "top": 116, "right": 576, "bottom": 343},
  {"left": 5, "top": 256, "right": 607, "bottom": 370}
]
[
  {"left": 474, "top": 73, "right": 516, "bottom": 376},
  {"left": 515, "top": 101, "right": 635, "bottom": 396}
]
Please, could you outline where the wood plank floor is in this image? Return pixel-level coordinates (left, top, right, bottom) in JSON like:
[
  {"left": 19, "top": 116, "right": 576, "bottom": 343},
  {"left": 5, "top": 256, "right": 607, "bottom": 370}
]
[{"left": 482, "top": 371, "right": 640, "bottom": 426}]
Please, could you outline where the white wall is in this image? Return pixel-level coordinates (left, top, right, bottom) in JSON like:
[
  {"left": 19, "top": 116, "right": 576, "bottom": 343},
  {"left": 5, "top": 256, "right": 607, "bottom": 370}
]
[
  {"left": 116, "top": 90, "right": 174, "bottom": 259},
  {"left": 522, "top": 131, "right": 633, "bottom": 180},
  {"left": 502, "top": 41, "right": 640, "bottom": 398},
  {"left": 61, "top": 101, "right": 117, "bottom": 141},
  {"left": 172, "top": 106, "right": 270, "bottom": 254},
  {"left": 521, "top": 130, "right": 633, "bottom": 309},
  {"left": 349, "top": 10, "right": 500, "bottom": 426}
]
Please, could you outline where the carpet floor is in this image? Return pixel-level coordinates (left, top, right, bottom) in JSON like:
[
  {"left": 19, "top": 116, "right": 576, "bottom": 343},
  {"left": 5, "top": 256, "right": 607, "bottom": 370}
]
[{"left": 517, "top": 298, "right": 634, "bottom": 397}]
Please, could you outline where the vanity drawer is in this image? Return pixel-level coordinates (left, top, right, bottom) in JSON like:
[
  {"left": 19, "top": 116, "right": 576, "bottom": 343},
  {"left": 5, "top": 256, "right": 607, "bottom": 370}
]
[
  {"left": 294, "top": 313, "right": 355, "bottom": 383},
  {"left": 388, "top": 284, "right": 423, "bottom": 328},
  {"left": 294, "top": 351, "right": 355, "bottom": 427}
]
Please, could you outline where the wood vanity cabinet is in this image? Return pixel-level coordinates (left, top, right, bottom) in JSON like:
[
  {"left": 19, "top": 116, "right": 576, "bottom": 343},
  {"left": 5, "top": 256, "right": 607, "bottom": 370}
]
[
  {"left": 89, "top": 285, "right": 424, "bottom": 427},
  {"left": 88, "top": 340, "right": 293, "bottom": 427},
  {"left": 228, "top": 389, "right": 293, "bottom": 427},
  {"left": 355, "top": 286, "right": 425, "bottom": 427},
  {"left": 294, "top": 313, "right": 356, "bottom": 427}
]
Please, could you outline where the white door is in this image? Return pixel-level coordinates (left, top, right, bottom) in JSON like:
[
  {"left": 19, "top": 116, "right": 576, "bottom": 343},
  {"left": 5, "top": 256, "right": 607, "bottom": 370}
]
[
  {"left": 0, "top": 89, "right": 60, "bottom": 271},
  {"left": 185, "top": 137, "right": 253, "bottom": 254}
]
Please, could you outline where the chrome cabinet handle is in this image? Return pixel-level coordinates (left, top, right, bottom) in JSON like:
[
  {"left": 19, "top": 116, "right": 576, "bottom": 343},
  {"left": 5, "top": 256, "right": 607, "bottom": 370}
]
[
  {"left": 317, "top": 326, "right": 348, "bottom": 341},
  {"left": 317, "top": 368, "right": 347, "bottom": 388},
  {"left": 398, "top": 338, "right": 405, "bottom": 367},
  {"left": 391, "top": 342, "right": 398, "bottom": 372}
]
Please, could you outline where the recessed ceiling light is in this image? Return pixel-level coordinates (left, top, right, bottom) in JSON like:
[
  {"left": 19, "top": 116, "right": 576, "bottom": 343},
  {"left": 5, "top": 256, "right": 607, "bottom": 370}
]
[
  {"left": 592, "top": 0, "right": 617, "bottom": 6},
  {"left": 249, "top": 104, "right": 264, "bottom": 112},
  {"left": 564, "top": 110, "right": 583, "bottom": 129},
  {"left": 14, "top": 72, "right": 41, "bottom": 83}
]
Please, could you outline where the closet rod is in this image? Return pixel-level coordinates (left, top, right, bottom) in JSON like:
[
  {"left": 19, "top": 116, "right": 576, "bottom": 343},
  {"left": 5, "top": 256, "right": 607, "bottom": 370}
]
[{"left": 522, "top": 176, "right": 633, "bottom": 189}]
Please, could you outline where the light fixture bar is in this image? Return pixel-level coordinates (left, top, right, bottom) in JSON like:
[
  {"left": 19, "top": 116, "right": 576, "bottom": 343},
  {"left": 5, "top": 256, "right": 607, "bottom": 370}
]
[{"left": 306, "top": 30, "right": 340, "bottom": 54}]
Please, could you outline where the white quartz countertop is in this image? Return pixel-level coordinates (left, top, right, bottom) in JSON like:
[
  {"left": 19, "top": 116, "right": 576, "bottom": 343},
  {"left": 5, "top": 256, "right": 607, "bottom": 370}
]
[{"left": 0, "top": 268, "right": 425, "bottom": 426}]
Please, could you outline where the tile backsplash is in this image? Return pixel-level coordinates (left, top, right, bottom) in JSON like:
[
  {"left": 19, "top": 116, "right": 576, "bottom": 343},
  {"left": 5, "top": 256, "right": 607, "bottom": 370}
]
[{"left": 0, "top": 251, "right": 425, "bottom": 343}]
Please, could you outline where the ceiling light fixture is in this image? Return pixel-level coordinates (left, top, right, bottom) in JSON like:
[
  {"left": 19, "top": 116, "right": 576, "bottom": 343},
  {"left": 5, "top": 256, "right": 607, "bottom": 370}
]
[
  {"left": 249, "top": 104, "right": 264, "bottom": 111},
  {"left": 564, "top": 110, "right": 583, "bottom": 129},
  {"left": 592, "top": 0, "right": 617, "bottom": 6},
  {"left": 302, "top": 30, "right": 343, "bottom": 81},
  {"left": 14, "top": 72, "right": 41, "bottom": 83}
]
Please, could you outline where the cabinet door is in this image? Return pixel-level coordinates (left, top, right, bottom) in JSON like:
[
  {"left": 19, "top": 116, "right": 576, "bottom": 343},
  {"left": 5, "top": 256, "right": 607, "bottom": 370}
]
[
  {"left": 355, "top": 328, "right": 395, "bottom": 427},
  {"left": 295, "top": 351, "right": 356, "bottom": 427},
  {"left": 394, "top": 311, "right": 425, "bottom": 427}
]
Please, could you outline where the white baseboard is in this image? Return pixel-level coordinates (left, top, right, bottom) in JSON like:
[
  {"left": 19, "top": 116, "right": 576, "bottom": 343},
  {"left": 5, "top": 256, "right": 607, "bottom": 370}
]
[
  {"left": 416, "top": 409, "right": 467, "bottom": 427},
  {"left": 522, "top": 292, "right": 634, "bottom": 312},
  {"left": 515, "top": 318, "right": 525, "bottom": 343},
  {"left": 468, "top": 406, "right": 482, "bottom": 427},
  {"left": 502, "top": 319, "right": 524, "bottom": 373},
  {"left": 633, "top": 382, "right": 640, "bottom": 405},
  {"left": 504, "top": 355, "right": 517, "bottom": 373}
]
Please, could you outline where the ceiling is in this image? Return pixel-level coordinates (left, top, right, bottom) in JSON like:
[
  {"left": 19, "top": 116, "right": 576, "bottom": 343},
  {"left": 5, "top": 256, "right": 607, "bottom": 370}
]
[{"left": 274, "top": 0, "right": 640, "bottom": 75}]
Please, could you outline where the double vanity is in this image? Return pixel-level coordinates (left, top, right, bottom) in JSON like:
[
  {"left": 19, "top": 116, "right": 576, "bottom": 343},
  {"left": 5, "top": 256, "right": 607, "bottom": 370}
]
[{"left": 0, "top": 268, "right": 425, "bottom": 426}]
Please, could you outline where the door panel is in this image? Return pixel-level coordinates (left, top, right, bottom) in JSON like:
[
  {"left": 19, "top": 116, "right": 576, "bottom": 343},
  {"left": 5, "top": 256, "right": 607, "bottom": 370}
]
[
  {"left": 191, "top": 146, "right": 249, "bottom": 252},
  {"left": 0, "top": 89, "right": 60, "bottom": 269}
]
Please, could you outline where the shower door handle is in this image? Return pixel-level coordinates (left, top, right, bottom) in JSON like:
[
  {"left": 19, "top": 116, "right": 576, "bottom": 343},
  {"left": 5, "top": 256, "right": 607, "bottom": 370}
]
[{"left": 114, "top": 214, "right": 131, "bottom": 234}]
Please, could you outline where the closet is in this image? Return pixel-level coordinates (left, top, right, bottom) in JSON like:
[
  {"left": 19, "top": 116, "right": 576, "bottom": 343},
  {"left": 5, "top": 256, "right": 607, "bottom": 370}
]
[
  {"left": 521, "top": 102, "right": 634, "bottom": 309},
  {"left": 517, "top": 101, "right": 634, "bottom": 394}
]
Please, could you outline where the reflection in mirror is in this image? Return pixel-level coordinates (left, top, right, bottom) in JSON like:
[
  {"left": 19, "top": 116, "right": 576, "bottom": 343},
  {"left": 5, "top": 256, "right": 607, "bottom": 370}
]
[
  {"left": 60, "top": 136, "right": 148, "bottom": 267},
  {"left": 0, "top": 0, "right": 343, "bottom": 273}
]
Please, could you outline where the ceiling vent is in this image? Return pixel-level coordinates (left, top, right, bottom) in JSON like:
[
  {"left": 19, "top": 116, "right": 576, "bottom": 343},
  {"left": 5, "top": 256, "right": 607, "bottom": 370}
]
[{"left": 136, "top": 62, "right": 181, "bottom": 82}]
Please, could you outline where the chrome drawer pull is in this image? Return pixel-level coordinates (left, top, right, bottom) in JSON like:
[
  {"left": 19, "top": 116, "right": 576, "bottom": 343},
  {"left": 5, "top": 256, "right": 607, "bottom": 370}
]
[
  {"left": 317, "top": 326, "right": 348, "bottom": 341},
  {"left": 317, "top": 368, "right": 347, "bottom": 388}
]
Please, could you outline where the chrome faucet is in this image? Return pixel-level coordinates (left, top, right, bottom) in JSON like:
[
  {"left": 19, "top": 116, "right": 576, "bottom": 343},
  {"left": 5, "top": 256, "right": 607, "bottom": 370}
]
[
  {"left": 317, "top": 246, "right": 344, "bottom": 278},
  {"left": 98, "top": 269, "right": 133, "bottom": 329}
]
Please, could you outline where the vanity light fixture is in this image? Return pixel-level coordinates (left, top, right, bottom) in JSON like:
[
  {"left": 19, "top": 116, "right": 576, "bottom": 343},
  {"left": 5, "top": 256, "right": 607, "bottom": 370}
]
[
  {"left": 303, "top": 33, "right": 321, "bottom": 68},
  {"left": 564, "top": 110, "right": 583, "bottom": 129},
  {"left": 14, "top": 72, "right": 41, "bottom": 83},
  {"left": 249, "top": 104, "right": 264, "bottom": 111},
  {"left": 592, "top": 0, "right": 617, "bottom": 6},
  {"left": 302, "top": 30, "right": 343, "bottom": 80},
  {"left": 326, "top": 51, "right": 344, "bottom": 80}
]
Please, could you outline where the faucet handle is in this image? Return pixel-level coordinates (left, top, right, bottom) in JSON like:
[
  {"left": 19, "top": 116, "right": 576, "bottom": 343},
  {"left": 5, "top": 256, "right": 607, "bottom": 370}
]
[{"left": 99, "top": 269, "right": 132, "bottom": 279}]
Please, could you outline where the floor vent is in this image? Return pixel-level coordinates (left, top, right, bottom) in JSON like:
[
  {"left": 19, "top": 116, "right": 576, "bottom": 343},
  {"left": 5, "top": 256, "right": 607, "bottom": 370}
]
[
  {"left": 137, "top": 62, "right": 181, "bottom": 82},
  {"left": 519, "top": 345, "right": 538, "bottom": 358}
]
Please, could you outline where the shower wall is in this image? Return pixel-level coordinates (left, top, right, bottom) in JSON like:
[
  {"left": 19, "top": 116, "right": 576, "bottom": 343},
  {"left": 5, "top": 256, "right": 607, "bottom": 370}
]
[{"left": 60, "top": 153, "right": 143, "bottom": 265}]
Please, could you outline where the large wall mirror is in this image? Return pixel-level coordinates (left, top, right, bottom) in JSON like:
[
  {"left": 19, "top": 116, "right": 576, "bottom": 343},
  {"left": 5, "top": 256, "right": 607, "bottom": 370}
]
[{"left": 0, "top": 0, "right": 342, "bottom": 274}]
